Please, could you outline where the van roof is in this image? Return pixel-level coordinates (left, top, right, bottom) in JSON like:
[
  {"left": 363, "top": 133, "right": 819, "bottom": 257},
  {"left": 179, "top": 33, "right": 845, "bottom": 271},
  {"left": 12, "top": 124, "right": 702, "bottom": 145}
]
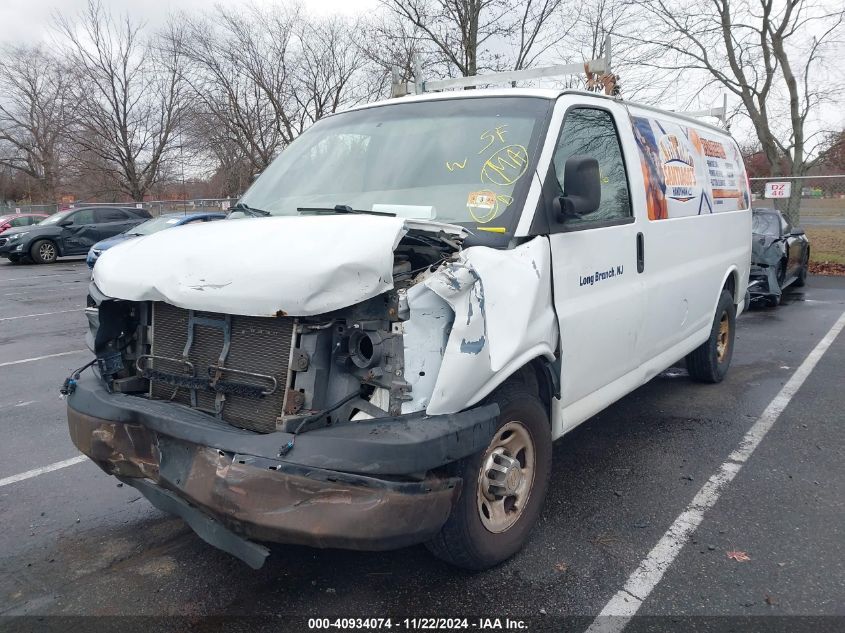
[{"left": 340, "top": 87, "right": 730, "bottom": 136}]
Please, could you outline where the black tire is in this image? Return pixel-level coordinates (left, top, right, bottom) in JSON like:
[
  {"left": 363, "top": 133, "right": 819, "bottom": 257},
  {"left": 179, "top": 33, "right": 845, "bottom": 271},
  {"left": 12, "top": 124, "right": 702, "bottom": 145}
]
[
  {"left": 425, "top": 381, "right": 552, "bottom": 570},
  {"left": 765, "top": 294, "right": 781, "bottom": 308},
  {"left": 686, "top": 289, "right": 736, "bottom": 383},
  {"left": 794, "top": 251, "right": 809, "bottom": 287},
  {"left": 30, "top": 239, "right": 57, "bottom": 264}
]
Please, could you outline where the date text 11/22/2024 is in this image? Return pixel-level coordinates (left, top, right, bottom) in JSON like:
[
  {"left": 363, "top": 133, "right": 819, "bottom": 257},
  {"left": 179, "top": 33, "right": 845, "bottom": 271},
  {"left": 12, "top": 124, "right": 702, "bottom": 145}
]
[{"left": 307, "top": 618, "right": 528, "bottom": 630}]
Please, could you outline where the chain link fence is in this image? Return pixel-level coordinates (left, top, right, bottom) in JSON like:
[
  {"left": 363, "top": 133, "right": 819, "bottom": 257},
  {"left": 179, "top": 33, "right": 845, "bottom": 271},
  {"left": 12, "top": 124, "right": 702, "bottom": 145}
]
[
  {"left": 751, "top": 175, "right": 845, "bottom": 270},
  {"left": 0, "top": 198, "right": 238, "bottom": 218},
  {"left": 750, "top": 175, "right": 845, "bottom": 224}
]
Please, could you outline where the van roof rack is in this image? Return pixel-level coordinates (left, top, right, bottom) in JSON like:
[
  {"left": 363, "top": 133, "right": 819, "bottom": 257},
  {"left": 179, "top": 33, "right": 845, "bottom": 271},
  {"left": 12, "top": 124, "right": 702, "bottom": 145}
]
[
  {"left": 391, "top": 39, "right": 729, "bottom": 129},
  {"left": 392, "top": 36, "right": 613, "bottom": 97},
  {"left": 677, "top": 94, "right": 729, "bottom": 128}
]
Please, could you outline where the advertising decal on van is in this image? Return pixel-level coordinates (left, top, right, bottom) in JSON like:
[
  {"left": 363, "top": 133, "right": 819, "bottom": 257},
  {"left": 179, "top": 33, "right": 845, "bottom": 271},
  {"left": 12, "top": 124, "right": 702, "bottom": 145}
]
[{"left": 631, "top": 115, "right": 750, "bottom": 220}]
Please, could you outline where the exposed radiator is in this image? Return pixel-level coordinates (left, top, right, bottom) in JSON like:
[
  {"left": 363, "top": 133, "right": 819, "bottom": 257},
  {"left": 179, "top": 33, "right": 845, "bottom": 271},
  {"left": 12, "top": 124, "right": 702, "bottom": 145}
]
[{"left": 147, "top": 302, "right": 295, "bottom": 433}]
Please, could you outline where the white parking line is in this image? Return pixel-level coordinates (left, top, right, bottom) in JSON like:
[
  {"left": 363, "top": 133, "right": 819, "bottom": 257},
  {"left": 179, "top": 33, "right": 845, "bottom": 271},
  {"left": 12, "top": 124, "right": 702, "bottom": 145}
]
[
  {"left": 0, "top": 308, "right": 83, "bottom": 322},
  {"left": 0, "top": 455, "right": 88, "bottom": 488},
  {"left": 0, "top": 350, "right": 88, "bottom": 368},
  {"left": 586, "top": 309, "right": 845, "bottom": 633},
  {"left": 0, "top": 272, "right": 87, "bottom": 283}
]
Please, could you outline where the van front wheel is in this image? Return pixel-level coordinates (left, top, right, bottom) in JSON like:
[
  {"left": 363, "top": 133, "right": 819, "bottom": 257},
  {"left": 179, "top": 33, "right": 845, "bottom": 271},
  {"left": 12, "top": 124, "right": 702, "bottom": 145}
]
[
  {"left": 425, "top": 382, "right": 551, "bottom": 570},
  {"left": 686, "top": 289, "right": 736, "bottom": 383}
]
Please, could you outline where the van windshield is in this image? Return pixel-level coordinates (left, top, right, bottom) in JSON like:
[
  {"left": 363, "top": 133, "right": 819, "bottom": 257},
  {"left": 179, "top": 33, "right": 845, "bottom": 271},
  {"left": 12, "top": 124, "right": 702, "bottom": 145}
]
[{"left": 240, "top": 97, "right": 552, "bottom": 230}]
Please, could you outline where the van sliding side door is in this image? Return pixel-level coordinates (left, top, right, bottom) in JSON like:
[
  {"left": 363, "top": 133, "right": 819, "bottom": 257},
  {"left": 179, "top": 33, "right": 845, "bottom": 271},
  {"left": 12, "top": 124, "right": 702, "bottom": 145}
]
[{"left": 542, "top": 99, "right": 646, "bottom": 434}]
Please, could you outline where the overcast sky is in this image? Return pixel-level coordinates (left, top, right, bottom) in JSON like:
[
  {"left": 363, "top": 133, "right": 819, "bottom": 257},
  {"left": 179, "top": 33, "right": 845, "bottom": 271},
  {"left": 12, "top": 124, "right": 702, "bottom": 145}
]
[
  {"left": 1, "top": 0, "right": 841, "bottom": 144},
  {"left": 0, "top": 0, "right": 379, "bottom": 44}
]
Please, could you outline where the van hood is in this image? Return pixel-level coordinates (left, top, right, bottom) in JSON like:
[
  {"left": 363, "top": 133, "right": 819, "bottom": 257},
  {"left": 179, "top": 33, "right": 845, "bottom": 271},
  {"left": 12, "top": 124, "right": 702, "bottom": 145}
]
[{"left": 93, "top": 215, "right": 466, "bottom": 317}]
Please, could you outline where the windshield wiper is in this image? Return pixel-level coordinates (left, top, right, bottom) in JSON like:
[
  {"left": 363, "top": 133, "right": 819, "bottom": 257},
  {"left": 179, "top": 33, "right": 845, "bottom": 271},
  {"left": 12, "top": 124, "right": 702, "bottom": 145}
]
[
  {"left": 229, "top": 202, "right": 271, "bottom": 217},
  {"left": 296, "top": 204, "right": 395, "bottom": 217}
]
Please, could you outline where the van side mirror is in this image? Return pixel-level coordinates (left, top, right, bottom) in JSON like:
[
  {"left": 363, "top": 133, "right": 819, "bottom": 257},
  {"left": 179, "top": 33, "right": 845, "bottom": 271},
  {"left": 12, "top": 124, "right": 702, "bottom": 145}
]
[
  {"left": 554, "top": 155, "right": 601, "bottom": 221},
  {"left": 58, "top": 219, "right": 73, "bottom": 227}
]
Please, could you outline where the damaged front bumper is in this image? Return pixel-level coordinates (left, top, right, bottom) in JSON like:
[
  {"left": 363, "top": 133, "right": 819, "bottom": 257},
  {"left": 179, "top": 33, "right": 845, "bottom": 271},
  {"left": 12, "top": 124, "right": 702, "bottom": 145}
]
[
  {"left": 748, "top": 264, "right": 780, "bottom": 301},
  {"left": 67, "top": 375, "right": 499, "bottom": 568}
]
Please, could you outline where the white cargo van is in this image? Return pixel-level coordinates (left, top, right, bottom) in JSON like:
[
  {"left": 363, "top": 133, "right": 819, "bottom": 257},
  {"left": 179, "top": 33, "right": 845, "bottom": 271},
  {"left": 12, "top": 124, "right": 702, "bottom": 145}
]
[{"left": 68, "top": 86, "right": 751, "bottom": 571}]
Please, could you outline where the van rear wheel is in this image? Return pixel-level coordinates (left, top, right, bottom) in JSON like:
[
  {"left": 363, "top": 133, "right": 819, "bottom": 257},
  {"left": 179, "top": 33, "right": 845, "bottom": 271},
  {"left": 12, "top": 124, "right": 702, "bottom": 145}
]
[
  {"left": 686, "top": 289, "right": 736, "bottom": 383},
  {"left": 425, "top": 382, "right": 551, "bottom": 570}
]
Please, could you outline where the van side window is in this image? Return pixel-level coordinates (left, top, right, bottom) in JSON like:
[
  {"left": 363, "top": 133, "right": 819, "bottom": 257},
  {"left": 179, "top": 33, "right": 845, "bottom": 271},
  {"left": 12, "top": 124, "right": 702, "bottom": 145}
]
[{"left": 553, "top": 108, "right": 631, "bottom": 224}]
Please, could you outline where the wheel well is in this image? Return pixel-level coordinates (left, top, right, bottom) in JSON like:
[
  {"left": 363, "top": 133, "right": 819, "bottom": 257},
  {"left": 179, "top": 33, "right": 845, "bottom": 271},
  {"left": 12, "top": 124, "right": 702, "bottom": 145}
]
[
  {"left": 723, "top": 270, "right": 738, "bottom": 303},
  {"left": 512, "top": 357, "right": 556, "bottom": 418},
  {"left": 31, "top": 237, "right": 57, "bottom": 251}
]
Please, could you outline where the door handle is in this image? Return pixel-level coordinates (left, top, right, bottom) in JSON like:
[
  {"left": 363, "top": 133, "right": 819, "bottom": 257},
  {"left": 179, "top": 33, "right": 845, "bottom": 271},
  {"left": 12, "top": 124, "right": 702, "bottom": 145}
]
[{"left": 636, "top": 232, "right": 645, "bottom": 273}]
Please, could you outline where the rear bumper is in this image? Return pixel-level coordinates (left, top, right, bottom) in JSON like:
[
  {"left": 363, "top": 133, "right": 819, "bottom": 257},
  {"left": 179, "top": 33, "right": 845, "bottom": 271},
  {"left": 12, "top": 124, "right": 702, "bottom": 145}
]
[{"left": 67, "top": 375, "right": 500, "bottom": 566}]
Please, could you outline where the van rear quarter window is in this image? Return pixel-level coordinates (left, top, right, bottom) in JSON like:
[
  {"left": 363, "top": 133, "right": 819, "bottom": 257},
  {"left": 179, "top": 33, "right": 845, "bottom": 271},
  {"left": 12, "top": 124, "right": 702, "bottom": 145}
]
[{"left": 631, "top": 115, "right": 750, "bottom": 220}]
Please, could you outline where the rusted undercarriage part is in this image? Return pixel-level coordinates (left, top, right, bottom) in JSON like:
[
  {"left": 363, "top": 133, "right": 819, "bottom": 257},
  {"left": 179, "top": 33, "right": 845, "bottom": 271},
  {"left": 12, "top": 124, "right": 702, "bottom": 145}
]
[{"left": 68, "top": 407, "right": 464, "bottom": 569}]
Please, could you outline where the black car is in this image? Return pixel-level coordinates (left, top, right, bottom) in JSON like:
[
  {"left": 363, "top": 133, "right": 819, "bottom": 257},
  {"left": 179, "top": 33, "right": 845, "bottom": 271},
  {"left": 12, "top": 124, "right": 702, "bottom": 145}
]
[
  {"left": 0, "top": 206, "right": 152, "bottom": 264},
  {"left": 749, "top": 208, "right": 810, "bottom": 306}
]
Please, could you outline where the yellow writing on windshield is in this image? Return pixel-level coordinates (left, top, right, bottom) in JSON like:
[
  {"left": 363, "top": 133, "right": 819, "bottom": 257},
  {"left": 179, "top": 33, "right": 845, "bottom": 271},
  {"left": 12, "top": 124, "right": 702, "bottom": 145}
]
[
  {"left": 479, "top": 125, "right": 509, "bottom": 154},
  {"left": 481, "top": 145, "right": 528, "bottom": 186}
]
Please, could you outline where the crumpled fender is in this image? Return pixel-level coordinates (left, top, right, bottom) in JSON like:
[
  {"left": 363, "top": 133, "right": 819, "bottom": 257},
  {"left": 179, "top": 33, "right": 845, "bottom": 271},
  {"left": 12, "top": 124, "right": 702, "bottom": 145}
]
[{"left": 405, "top": 236, "right": 558, "bottom": 415}]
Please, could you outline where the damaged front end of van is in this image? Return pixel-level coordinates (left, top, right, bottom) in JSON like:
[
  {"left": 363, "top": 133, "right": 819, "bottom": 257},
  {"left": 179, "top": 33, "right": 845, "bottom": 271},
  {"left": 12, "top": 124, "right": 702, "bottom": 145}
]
[{"left": 66, "top": 214, "right": 557, "bottom": 568}]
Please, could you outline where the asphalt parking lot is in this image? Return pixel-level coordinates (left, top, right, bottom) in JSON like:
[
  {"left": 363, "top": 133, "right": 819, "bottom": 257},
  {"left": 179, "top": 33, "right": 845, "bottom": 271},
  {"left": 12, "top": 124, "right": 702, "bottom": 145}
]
[{"left": 1, "top": 257, "right": 844, "bottom": 631}]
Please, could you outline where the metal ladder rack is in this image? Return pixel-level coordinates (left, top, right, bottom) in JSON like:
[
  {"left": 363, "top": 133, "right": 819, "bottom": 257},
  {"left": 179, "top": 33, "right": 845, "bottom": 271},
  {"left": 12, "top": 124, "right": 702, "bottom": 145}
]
[{"left": 390, "top": 35, "right": 729, "bottom": 128}]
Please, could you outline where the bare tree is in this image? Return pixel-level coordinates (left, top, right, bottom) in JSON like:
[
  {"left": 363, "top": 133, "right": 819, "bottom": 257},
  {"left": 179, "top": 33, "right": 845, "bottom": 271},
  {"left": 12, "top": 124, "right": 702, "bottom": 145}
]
[
  {"left": 55, "top": 0, "right": 186, "bottom": 201},
  {"left": 382, "top": 0, "right": 515, "bottom": 77},
  {"left": 818, "top": 128, "right": 845, "bottom": 173},
  {"left": 293, "top": 16, "right": 373, "bottom": 128},
  {"left": 175, "top": 7, "right": 371, "bottom": 186},
  {"left": 627, "top": 0, "right": 845, "bottom": 223},
  {"left": 0, "top": 46, "right": 73, "bottom": 201},
  {"left": 512, "top": 0, "right": 574, "bottom": 70},
  {"left": 175, "top": 4, "right": 301, "bottom": 176},
  {"left": 358, "top": 13, "right": 433, "bottom": 96}
]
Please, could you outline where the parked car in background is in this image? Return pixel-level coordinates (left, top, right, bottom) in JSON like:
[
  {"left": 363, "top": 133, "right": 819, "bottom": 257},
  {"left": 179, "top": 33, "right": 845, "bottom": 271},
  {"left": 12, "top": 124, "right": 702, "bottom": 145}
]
[
  {"left": 749, "top": 208, "right": 810, "bottom": 306},
  {"left": 0, "top": 206, "right": 152, "bottom": 264},
  {"left": 87, "top": 212, "right": 227, "bottom": 268},
  {"left": 0, "top": 213, "right": 50, "bottom": 235}
]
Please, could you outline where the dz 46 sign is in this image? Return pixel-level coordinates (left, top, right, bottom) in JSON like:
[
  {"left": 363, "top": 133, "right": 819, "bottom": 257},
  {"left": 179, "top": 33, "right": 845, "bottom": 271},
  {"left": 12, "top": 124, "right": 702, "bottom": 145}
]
[{"left": 765, "top": 182, "right": 791, "bottom": 198}]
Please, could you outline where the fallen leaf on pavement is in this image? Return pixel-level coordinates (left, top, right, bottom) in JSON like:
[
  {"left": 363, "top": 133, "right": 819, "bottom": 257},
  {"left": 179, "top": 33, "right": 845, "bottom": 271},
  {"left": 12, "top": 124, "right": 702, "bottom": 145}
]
[
  {"left": 554, "top": 562, "right": 568, "bottom": 572},
  {"left": 727, "top": 550, "right": 751, "bottom": 562},
  {"left": 765, "top": 594, "right": 777, "bottom": 606}
]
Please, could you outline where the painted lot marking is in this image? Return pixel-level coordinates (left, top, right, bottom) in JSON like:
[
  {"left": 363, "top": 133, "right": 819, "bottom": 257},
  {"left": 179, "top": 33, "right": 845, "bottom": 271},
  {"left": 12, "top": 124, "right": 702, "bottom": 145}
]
[
  {"left": 0, "top": 350, "right": 88, "bottom": 368},
  {"left": 0, "top": 456, "right": 88, "bottom": 488},
  {"left": 0, "top": 272, "right": 88, "bottom": 284},
  {"left": 587, "top": 309, "right": 845, "bottom": 633},
  {"left": 0, "top": 308, "right": 82, "bottom": 322}
]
